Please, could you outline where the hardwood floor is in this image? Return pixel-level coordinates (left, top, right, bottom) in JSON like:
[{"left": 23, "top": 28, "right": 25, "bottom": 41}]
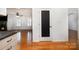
[{"left": 16, "top": 30, "right": 78, "bottom": 50}]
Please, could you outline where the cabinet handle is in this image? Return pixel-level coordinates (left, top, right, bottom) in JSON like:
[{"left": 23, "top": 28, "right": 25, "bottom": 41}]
[
  {"left": 7, "top": 46, "right": 12, "bottom": 50},
  {"left": 7, "top": 39, "right": 12, "bottom": 42}
]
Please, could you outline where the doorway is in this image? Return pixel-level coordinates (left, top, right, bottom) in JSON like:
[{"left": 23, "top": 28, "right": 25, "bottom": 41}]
[{"left": 68, "top": 8, "right": 78, "bottom": 49}]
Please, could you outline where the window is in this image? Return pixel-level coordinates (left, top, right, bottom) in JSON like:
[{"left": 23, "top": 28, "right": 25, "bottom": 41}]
[
  {"left": 16, "top": 18, "right": 22, "bottom": 26},
  {"left": 16, "top": 16, "right": 31, "bottom": 27}
]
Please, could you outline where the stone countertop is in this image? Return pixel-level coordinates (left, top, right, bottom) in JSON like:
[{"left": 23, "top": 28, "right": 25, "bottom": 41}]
[{"left": 0, "top": 31, "right": 17, "bottom": 40}]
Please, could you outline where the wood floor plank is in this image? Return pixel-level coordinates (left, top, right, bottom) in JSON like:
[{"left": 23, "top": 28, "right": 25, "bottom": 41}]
[{"left": 16, "top": 30, "right": 78, "bottom": 50}]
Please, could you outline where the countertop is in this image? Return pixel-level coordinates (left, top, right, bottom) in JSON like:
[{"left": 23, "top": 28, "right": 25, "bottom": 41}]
[{"left": 0, "top": 31, "right": 17, "bottom": 40}]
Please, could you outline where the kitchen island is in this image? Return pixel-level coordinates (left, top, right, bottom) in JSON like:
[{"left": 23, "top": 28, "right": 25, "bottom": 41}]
[{"left": 0, "top": 31, "right": 17, "bottom": 50}]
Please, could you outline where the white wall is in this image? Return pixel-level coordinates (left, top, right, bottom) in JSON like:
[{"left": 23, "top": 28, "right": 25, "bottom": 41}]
[
  {"left": 51, "top": 8, "right": 68, "bottom": 41},
  {"left": 32, "top": 8, "right": 68, "bottom": 42},
  {"left": 68, "top": 8, "right": 78, "bottom": 31}
]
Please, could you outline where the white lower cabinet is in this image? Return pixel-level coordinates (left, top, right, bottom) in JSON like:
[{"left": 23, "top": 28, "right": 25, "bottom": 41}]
[
  {"left": 2, "top": 42, "right": 16, "bottom": 50},
  {"left": 0, "top": 34, "right": 17, "bottom": 50}
]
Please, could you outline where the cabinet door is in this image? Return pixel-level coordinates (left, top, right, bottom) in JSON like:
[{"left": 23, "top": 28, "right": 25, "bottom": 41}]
[
  {"left": 0, "top": 34, "right": 17, "bottom": 50},
  {"left": 0, "top": 36, "right": 13, "bottom": 49},
  {"left": 2, "top": 41, "right": 16, "bottom": 50}
]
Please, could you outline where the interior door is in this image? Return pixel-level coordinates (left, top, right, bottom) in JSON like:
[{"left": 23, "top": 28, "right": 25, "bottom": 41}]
[
  {"left": 41, "top": 10, "right": 50, "bottom": 37},
  {"left": 40, "top": 9, "right": 53, "bottom": 41}
]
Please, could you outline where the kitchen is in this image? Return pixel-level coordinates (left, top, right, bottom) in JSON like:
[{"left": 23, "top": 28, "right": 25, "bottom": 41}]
[
  {"left": 0, "top": 8, "right": 79, "bottom": 50},
  {"left": 0, "top": 8, "right": 32, "bottom": 50}
]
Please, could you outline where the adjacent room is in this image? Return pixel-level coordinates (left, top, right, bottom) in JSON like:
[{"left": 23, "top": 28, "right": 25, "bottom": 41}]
[{"left": 68, "top": 8, "right": 78, "bottom": 49}]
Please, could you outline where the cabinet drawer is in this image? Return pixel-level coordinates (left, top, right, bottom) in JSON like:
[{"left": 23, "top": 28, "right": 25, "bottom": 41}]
[
  {"left": 12, "top": 34, "right": 17, "bottom": 41},
  {"left": 0, "top": 35, "right": 17, "bottom": 49},
  {"left": 0, "top": 38, "right": 12, "bottom": 49},
  {"left": 10, "top": 46, "right": 16, "bottom": 50},
  {"left": 2, "top": 41, "right": 17, "bottom": 50},
  {"left": 3, "top": 45, "right": 16, "bottom": 50}
]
